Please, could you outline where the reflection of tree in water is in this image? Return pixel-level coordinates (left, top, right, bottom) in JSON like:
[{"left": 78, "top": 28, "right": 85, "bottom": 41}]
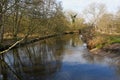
[
  {"left": 0, "top": 35, "right": 70, "bottom": 80},
  {"left": 83, "top": 53, "right": 108, "bottom": 64},
  {"left": 0, "top": 57, "right": 8, "bottom": 80},
  {"left": 70, "top": 34, "right": 83, "bottom": 47},
  {"left": 82, "top": 52, "right": 95, "bottom": 64},
  {"left": 111, "top": 58, "right": 120, "bottom": 78},
  {"left": 0, "top": 55, "right": 22, "bottom": 80}
]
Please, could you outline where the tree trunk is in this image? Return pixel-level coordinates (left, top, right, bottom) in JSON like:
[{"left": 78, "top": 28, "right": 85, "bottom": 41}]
[
  {"left": 0, "top": 24, "right": 4, "bottom": 43},
  {"left": 0, "top": 5, "right": 3, "bottom": 43},
  {"left": 13, "top": 0, "right": 19, "bottom": 40}
]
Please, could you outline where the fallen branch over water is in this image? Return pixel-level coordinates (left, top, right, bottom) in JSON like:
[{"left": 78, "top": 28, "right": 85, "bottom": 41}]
[
  {"left": 0, "top": 38, "right": 24, "bottom": 55},
  {"left": 0, "top": 32, "right": 29, "bottom": 55},
  {"left": 0, "top": 32, "right": 76, "bottom": 55}
]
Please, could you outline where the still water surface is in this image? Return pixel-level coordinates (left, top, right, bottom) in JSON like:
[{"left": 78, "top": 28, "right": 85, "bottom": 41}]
[{"left": 0, "top": 34, "right": 120, "bottom": 80}]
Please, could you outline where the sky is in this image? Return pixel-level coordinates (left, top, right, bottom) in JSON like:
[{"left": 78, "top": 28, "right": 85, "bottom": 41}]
[{"left": 58, "top": 0, "right": 120, "bottom": 13}]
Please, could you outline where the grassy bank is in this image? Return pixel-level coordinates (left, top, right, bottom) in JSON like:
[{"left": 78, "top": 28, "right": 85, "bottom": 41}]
[
  {"left": 81, "top": 27, "right": 120, "bottom": 51},
  {"left": 88, "top": 34, "right": 120, "bottom": 49}
]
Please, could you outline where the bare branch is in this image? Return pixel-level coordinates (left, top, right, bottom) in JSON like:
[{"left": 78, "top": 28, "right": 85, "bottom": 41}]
[{"left": 0, "top": 38, "right": 24, "bottom": 54}]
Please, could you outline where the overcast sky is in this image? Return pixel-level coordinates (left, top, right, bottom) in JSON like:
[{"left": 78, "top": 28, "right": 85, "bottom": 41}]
[{"left": 58, "top": 0, "right": 120, "bottom": 13}]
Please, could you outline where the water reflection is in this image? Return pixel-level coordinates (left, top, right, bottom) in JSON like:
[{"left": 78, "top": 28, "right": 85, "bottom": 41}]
[{"left": 0, "top": 34, "right": 120, "bottom": 80}]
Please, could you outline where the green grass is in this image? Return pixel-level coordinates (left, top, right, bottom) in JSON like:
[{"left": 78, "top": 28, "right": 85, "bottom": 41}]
[
  {"left": 108, "top": 36, "right": 120, "bottom": 44},
  {"left": 89, "top": 35, "right": 120, "bottom": 49},
  {"left": 96, "top": 44, "right": 104, "bottom": 49}
]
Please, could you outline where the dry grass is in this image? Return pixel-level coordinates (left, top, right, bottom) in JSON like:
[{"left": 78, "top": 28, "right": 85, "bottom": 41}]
[
  {"left": 3, "top": 33, "right": 40, "bottom": 39},
  {"left": 4, "top": 32, "right": 13, "bottom": 39},
  {"left": 88, "top": 36, "right": 106, "bottom": 49}
]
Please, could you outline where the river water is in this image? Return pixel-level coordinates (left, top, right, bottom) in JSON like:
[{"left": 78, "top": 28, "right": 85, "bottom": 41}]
[{"left": 0, "top": 34, "right": 120, "bottom": 80}]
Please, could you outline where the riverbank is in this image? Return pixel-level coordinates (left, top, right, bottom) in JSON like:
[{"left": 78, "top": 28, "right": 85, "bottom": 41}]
[
  {"left": 0, "top": 31, "right": 77, "bottom": 52},
  {"left": 80, "top": 27, "right": 120, "bottom": 56},
  {"left": 86, "top": 34, "right": 120, "bottom": 56},
  {"left": 90, "top": 43, "right": 120, "bottom": 57}
]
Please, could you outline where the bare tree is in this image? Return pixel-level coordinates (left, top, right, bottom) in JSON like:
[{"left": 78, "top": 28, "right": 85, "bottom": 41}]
[
  {"left": 0, "top": 0, "right": 6, "bottom": 43},
  {"left": 97, "top": 13, "right": 114, "bottom": 33},
  {"left": 83, "top": 2, "right": 106, "bottom": 29},
  {"left": 0, "top": 0, "right": 17, "bottom": 43}
]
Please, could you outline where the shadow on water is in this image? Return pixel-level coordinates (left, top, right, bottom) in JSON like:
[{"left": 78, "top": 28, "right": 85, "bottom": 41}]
[{"left": 0, "top": 34, "right": 120, "bottom": 80}]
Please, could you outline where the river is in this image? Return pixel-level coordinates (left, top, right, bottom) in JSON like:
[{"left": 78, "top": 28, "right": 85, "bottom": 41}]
[{"left": 0, "top": 34, "right": 120, "bottom": 80}]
